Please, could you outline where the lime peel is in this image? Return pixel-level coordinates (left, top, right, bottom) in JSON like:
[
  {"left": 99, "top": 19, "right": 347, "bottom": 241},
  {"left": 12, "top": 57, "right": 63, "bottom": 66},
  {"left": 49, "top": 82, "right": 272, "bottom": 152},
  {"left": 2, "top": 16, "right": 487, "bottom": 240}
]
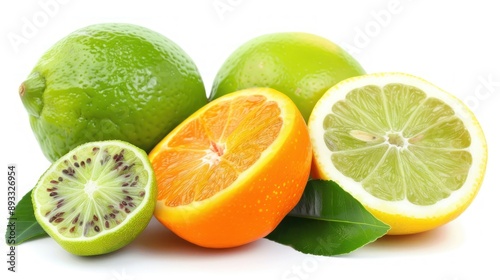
[
  {"left": 309, "top": 72, "right": 488, "bottom": 234},
  {"left": 32, "top": 140, "right": 157, "bottom": 255}
]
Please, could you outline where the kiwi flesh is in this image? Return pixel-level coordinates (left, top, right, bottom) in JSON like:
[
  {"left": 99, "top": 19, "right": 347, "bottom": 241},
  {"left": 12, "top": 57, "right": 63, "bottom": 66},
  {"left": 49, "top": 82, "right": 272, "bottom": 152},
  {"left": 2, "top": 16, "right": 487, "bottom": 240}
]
[{"left": 32, "top": 140, "right": 156, "bottom": 255}]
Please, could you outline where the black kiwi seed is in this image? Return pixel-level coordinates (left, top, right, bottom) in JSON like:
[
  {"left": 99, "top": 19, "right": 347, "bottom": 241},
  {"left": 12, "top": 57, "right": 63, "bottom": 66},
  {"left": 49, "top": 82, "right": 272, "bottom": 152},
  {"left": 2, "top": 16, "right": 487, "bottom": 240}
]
[
  {"left": 113, "top": 151, "right": 124, "bottom": 162},
  {"left": 113, "top": 162, "right": 123, "bottom": 170},
  {"left": 62, "top": 167, "right": 75, "bottom": 176},
  {"left": 39, "top": 142, "right": 152, "bottom": 245},
  {"left": 49, "top": 213, "right": 64, "bottom": 222},
  {"left": 72, "top": 214, "right": 80, "bottom": 224}
]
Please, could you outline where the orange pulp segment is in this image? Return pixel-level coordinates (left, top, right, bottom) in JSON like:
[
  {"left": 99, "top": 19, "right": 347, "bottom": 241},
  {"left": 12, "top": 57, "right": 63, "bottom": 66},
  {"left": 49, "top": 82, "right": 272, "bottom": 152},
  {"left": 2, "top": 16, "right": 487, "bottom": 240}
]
[{"left": 149, "top": 88, "right": 312, "bottom": 248}]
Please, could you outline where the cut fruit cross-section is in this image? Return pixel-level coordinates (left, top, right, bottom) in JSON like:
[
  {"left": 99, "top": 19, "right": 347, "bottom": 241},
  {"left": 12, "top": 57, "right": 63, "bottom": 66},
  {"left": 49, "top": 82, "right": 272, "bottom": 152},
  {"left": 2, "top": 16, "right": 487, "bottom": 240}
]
[
  {"left": 309, "top": 73, "right": 488, "bottom": 234},
  {"left": 32, "top": 140, "right": 157, "bottom": 256},
  {"left": 149, "top": 88, "right": 312, "bottom": 248}
]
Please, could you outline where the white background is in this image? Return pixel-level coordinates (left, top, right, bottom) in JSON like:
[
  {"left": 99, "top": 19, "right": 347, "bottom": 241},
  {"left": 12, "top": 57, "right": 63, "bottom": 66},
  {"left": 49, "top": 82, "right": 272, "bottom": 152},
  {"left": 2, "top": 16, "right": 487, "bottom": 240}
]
[{"left": 1, "top": 1, "right": 499, "bottom": 279}]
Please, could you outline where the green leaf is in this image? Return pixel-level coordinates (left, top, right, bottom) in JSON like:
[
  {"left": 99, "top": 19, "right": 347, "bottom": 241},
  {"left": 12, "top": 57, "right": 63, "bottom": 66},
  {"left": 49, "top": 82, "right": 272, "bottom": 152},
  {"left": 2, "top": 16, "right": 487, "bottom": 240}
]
[
  {"left": 266, "top": 180, "right": 390, "bottom": 256},
  {"left": 5, "top": 189, "right": 48, "bottom": 245}
]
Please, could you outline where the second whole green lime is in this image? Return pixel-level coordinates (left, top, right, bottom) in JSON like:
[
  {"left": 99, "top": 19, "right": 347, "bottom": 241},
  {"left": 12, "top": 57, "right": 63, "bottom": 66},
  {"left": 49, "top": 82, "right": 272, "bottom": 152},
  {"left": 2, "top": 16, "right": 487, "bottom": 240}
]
[
  {"left": 210, "top": 32, "right": 366, "bottom": 121},
  {"left": 19, "top": 23, "right": 207, "bottom": 162}
]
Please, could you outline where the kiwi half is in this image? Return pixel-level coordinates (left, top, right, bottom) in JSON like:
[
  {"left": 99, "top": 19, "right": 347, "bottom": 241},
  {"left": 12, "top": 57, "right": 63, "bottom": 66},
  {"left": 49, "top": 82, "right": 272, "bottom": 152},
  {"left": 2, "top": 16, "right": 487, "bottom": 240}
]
[{"left": 32, "top": 140, "right": 157, "bottom": 256}]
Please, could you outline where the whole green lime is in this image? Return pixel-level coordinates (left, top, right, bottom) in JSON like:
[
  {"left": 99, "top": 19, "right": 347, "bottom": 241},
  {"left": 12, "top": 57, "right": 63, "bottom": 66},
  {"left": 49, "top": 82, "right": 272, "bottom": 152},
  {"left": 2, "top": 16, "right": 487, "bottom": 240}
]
[
  {"left": 19, "top": 23, "right": 207, "bottom": 162},
  {"left": 210, "top": 32, "right": 365, "bottom": 121}
]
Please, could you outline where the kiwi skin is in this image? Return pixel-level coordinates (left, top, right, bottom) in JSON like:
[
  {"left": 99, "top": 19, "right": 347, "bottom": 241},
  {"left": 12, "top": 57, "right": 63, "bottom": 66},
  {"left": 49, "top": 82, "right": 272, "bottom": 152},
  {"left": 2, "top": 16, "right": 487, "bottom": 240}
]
[{"left": 32, "top": 140, "right": 157, "bottom": 256}]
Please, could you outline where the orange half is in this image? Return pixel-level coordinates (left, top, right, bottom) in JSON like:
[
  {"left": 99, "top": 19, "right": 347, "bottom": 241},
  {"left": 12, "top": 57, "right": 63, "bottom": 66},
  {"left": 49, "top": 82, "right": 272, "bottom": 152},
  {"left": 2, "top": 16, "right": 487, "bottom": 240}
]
[{"left": 149, "top": 88, "right": 312, "bottom": 248}]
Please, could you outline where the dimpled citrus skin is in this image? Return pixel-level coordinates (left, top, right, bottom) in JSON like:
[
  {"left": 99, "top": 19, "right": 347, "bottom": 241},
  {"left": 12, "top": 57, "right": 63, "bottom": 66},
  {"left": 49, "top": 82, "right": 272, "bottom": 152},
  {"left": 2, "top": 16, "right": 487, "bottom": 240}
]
[
  {"left": 20, "top": 23, "right": 207, "bottom": 162},
  {"left": 210, "top": 32, "right": 365, "bottom": 121}
]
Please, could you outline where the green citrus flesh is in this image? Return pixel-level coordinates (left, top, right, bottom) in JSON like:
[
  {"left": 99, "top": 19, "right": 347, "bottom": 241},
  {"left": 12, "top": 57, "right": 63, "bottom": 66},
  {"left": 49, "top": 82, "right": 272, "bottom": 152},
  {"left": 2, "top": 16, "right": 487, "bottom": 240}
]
[
  {"left": 324, "top": 81, "right": 473, "bottom": 206},
  {"left": 32, "top": 140, "right": 157, "bottom": 256},
  {"left": 20, "top": 23, "right": 207, "bottom": 162},
  {"left": 210, "top": 32, "right": 365, "bottom": 121}
]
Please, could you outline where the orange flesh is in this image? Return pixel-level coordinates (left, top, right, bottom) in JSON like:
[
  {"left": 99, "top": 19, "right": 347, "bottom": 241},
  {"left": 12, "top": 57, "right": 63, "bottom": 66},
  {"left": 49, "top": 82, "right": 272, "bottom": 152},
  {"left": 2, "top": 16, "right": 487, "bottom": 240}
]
[{"left": 152, "top": 95, "right": 283, "bottom": 207}]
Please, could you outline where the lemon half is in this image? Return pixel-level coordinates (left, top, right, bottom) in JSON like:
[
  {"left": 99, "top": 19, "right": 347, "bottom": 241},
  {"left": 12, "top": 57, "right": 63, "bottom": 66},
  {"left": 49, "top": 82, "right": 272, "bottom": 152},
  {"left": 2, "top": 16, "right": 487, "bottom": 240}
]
[{"left": 309, "top": 73, "right": 488, "bottom": 234}]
